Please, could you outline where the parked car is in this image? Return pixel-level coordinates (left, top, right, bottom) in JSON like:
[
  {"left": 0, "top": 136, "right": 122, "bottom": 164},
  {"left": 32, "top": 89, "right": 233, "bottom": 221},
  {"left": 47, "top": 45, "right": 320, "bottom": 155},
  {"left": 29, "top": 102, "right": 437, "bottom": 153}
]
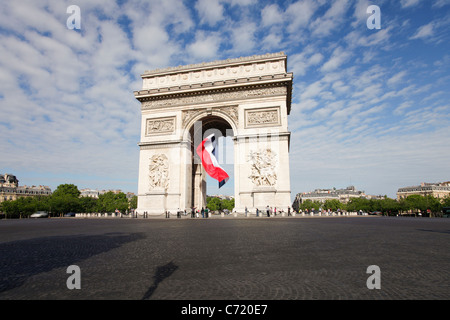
[
  {"left": 64, "top": 212, "right": 76, "bottom": 217},
  {"left": 30, "top": 211, "right": 48, "bottom": 218}
]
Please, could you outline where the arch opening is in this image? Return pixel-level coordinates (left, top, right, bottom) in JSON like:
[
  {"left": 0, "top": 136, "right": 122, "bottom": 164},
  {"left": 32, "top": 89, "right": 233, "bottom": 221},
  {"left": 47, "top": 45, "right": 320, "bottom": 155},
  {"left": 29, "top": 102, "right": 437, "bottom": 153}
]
[{"left": 187, "top": 115, "right": 235, "bottom": 212}]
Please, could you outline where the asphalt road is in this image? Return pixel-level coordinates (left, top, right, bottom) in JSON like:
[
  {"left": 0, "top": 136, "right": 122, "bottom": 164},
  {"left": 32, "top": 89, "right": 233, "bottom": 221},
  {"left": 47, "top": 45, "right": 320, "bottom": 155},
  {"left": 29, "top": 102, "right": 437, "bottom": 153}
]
[{"left": 0, "top": 216, "right": 449, "bottom": 300}]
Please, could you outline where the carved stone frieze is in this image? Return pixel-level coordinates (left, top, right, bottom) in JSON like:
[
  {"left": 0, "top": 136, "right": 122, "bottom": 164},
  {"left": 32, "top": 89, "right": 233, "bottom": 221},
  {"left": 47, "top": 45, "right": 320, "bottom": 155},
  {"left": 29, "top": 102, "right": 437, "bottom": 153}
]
[
  {"left": 141, "top": 85, "right": 287, "bottom": 110},
  {"left": 245, "top": 107, "right": 280, "bottom": 128},
  {"left": 219, "top": 106, "right": 238, "bottom": 125},
  {"left": 146, "top": 117, "right": 175, "bottom": 135},
  {"left": 182, "top": 109, "right": 205, "bottom": 127},
  {"left": 182, "top": 105, "right": 239, "bottom": 128}
]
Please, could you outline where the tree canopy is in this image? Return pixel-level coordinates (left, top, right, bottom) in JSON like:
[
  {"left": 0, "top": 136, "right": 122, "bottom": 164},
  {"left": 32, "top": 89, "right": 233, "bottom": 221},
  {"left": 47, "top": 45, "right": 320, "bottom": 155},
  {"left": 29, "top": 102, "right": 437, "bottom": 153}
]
[
  {"left": 206, "top": 197, "right": 235, "bottom": 212},
  {"left": 0, "top": 184, "right": 135, "bottom": 218},
  {"left": 295, "top": 194, "right": 450, "bottom": 217}
]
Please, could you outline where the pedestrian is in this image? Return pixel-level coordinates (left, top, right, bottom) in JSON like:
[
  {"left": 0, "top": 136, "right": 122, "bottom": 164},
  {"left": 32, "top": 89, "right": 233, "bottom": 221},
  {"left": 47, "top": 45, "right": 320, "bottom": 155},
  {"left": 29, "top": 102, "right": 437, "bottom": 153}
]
[
  {"left": 274, "top": 207, "right": 277, "bottom": 216},
  {"left": 245, "top": 206, "right": 248, "bottom": 217},
  {"left": 177, "top": 208, "right": 181, "bottom": 219},
  {"left": 205, "top": 207, "right": 209, "bottom": 218},
  {"left": 201, "top": 207, "right": 205, "bottom": 218},
  {"left": 288, "top": 206, "right": 291, "bottom": 216},
  {"left": 256, "top": 208, "right": 259, "bottom": 217},
  {"left": 266, "top": 205, "right": 270, "bottom": 217}
]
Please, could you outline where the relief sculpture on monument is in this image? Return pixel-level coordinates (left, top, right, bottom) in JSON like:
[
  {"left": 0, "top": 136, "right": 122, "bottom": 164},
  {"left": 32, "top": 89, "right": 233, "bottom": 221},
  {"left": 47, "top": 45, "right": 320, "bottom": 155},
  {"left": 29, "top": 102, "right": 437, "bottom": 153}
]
[
  {"left": 248, "top": 149, "right": 278, "bottom": 187},
  {"left": 148, "top": 154, "right": 169, "bottom": 190}
]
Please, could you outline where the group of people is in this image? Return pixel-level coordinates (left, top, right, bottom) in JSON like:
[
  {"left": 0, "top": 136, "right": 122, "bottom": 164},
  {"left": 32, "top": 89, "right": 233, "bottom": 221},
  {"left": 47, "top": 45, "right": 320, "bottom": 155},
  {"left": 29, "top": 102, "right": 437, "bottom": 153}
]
[
  {"left": 191, "top": 207, "right": 210, "bottom": 218},
  {"left": 164, "top": 207, "right": 212, "bottom": 218},
  {"left": 250, "top": 206, "right": 291, "bottom": 217},
  {"left": 144, "top": 205, "right": 293, "bottom": 218}
]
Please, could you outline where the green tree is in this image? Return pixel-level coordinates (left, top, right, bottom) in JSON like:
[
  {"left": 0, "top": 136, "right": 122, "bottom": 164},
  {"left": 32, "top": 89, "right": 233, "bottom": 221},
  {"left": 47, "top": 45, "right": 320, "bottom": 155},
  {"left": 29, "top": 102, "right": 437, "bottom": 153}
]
[
  {"left": 52, "top": 184, "right": 81, "bottom": 198},
  {"left": 1, "top": 200, "right": 20, "bottom": 218},
  {"left": 79, "top": 196, "right": 99, "bottom": 213},
  {"left": 346, "top": 197, "right": 372, "bottom": 212},
  {"left": 299, "top": 199, "right": 321, "bottom": 212},
  {"left": 377, "top": 197, "right": 400, "bottom": 215},
  {"left": 50, "top": 194, "right": 81, "bottom": 216},
  {"left": 400, "top": 194, "right": 441, "bottom": 216},
  {"left": 206, "top": 197, "right": 222, "bottom": 211},
  {"left": 129, "top": 195, "right": 138, "bottom": 210},
  {"left": 50, "top": 184, "right": 81, "bottom": 216},
  {"left": 222, "top": 198, "right": 235, "bottom": 211},
  {"left": 323, "top": 199, "right": 343, "bottom": 211},
  {"left": 97, "top": 191, "right": 128, "bottom": 213},
  {"left": 403, "top": 195, "right": 426, "bottom": 214},
  {"left": 16, "top": 197, "right": 37, "bottom": 217},
  {"left": 442, "top": 195, "right": 450, "bottom": 208}
]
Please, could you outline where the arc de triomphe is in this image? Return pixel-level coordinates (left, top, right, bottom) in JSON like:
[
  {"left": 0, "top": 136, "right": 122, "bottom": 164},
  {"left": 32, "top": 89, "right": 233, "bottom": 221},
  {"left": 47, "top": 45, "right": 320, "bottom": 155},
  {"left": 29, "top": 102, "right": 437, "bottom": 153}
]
[{"left": 134, "top": 52, "right": 293, "bottom": 215}]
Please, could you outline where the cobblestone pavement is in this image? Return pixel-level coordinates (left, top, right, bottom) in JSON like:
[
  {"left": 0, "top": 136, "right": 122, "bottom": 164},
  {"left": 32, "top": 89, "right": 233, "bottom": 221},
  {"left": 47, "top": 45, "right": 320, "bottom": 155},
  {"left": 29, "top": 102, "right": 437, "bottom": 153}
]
[{"left": 0, "top": 216, "right": 449, "bottom": 300}]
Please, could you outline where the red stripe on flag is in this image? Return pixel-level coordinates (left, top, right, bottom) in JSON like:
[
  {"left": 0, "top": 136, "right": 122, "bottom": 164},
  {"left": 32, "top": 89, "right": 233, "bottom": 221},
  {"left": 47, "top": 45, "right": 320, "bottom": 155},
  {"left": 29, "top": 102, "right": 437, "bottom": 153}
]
[{"left": 196, "top": 134, "right": 229, "bottom": 185}]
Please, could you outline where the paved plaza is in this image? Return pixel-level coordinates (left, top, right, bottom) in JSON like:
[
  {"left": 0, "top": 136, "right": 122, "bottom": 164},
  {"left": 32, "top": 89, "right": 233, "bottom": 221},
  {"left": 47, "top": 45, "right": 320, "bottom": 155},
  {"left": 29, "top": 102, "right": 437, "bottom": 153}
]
[{"left": 0, "top": 216, "right": 449, "bottom": 300}]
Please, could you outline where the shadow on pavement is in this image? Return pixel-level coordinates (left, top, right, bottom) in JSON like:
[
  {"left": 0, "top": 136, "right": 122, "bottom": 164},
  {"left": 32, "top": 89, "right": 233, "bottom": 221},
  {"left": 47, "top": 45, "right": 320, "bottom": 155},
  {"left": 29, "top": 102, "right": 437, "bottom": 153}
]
[
  {"left": 142, "top": 261, "right": 178, "bottom": 300},
  {"left": 0, "top": 232, "right": 144, "bottom": 293}
]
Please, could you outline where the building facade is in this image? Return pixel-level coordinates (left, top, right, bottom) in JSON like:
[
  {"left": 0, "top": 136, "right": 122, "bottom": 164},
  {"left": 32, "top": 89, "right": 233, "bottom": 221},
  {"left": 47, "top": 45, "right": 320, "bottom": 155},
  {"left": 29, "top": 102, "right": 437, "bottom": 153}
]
[
  {"left": 292, "top": 186, "right": 379, "bottom": 210},
  {"left": 0, "top": 173, "right": 52, "bottom": 203},
  {"left": 397, "top": 182, "right": 450, "bottom": 200}
]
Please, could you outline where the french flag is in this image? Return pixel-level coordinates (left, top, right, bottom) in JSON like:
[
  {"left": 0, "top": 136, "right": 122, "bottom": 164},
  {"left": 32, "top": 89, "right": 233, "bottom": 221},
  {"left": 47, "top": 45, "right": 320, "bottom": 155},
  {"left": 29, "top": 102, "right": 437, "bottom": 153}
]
[{"left": 196, "top": 134, "right": 229, "bottom": 188}]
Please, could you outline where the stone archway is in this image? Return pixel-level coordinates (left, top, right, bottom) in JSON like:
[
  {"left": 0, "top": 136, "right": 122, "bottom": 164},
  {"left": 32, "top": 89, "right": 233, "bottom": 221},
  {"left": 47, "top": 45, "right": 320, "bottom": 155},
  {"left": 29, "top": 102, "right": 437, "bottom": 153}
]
[
  {"left": 186, "top": 114, "right": 234, "bottom": 210},
  {"left": 135, "top": 52, "right": 293, "bottom": 215}
]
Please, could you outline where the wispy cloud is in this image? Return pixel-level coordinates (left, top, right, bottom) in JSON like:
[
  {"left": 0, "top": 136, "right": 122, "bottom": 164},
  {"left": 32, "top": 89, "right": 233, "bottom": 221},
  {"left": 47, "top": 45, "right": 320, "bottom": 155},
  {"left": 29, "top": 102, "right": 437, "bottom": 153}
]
[{"left": 0, "top": 0, "right": 449, "bottom": 199}]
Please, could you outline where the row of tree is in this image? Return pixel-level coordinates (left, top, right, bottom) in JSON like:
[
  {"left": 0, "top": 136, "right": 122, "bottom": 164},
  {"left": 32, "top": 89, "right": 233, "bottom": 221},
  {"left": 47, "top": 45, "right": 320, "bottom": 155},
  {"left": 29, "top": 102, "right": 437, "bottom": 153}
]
[
  {"left": 0, "top": 184, "right": 137, "bottom": 219},
  {"left": 296, "top": 194, "right": 450, "bottom": 217},
  {"left": 3, "top": 184, "right": 449, "bottom": 218}
]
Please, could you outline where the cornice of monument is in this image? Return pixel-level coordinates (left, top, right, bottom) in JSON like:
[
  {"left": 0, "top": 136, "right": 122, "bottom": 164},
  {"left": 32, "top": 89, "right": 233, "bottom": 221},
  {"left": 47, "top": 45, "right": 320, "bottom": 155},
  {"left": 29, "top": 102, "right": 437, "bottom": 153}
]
[
  {"left": 134, "top": 74, "right": 292, "bottom": 99},
  {"left": 142, "top": 52, "right": 287, "bottom": 77},
  {"left": 135, "top": 77, "right": 293, "bottom": 115},
  {"left": 137, "top": 52, "right": 293, "bottom": 95}
]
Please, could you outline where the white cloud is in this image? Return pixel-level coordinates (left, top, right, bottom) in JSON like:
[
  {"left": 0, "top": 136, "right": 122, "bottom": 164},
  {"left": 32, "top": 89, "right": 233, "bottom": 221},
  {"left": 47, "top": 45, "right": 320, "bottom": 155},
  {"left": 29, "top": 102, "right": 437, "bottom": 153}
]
[
  {"left": 310, "top": 0, "right": 351, "bottom": 36},
  {"left": 230, "top": 21, "right": 257, "bottom": 53},
  {"left": 195, "top": 0, "right": 224, "bottom": 26},
  {"left": 387, "top": 71, "right": 407, "bottom": 86},
  {"left": 289, "top": 51, "right": 324, "bottom": 76},
  {"left": 433, "top": 0, "right": 450, "bottom": 8},
  {"left": 321, "top": 46, "right": 352, "bottom": 72},
  {"left": 400, "top": 0, "right": 422, "bottom": 8},
  {"left": 394, "top": 101, "right": 413, "bottom": 115},
  {"left": 261, "top": 31, "right": 282, "bottom": 50},
  {"left": 286, "top": 0, "right": 319, "bottom": 33},
  {"left": 261, "top": 4, "right": 283, "bottom": 27},
  {"left": 351, "top": 0, "right": 371, "bottom": 28},
  {"left": 300, "top": 81, "right": 326, "bottom": 100},
  {"left": 223, "top": 0, "right": 257, "bottom": 6},
  {"left": 187, "top": 31, "right": 222, "bottom": 59},
  {"left": 410, "top": 23, "right": 434, "bottom": 40}
]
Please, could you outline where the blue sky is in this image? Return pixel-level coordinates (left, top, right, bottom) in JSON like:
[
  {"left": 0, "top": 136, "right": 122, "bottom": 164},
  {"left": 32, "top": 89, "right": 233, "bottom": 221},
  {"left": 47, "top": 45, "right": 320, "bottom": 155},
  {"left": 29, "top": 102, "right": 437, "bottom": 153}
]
[{"left": 0, "top": 0, "right": 449, "bottom": 200}]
